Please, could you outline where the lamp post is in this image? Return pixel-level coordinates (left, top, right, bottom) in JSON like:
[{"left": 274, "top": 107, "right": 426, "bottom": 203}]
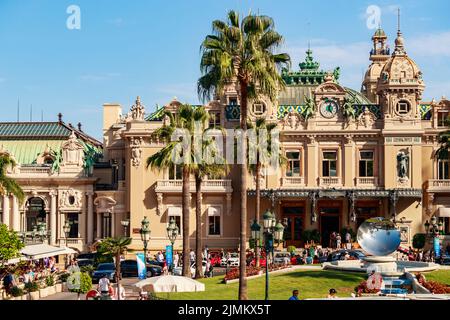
[
  {"left": 251, "top": 209, "right": 285, "bottom": 300},
  {"left": 120, "top": 219, "right": 130, "bottom": 237},
  {"left": 140, "top": 216, "right": 151, "bottom": 278},
  {"left": 166, "top": 218, "right": 179, "bottom": 273},
  {"left": 425, "top": 216, "right": 441, "bottom": 259},
  {"left": 63, "top": 220, "right": 71, "bottom": 268}
]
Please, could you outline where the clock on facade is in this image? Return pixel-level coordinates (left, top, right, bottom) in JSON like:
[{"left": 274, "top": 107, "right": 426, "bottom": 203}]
[{"left": 320, "top": 100, "right": 338, "bottom": 118}]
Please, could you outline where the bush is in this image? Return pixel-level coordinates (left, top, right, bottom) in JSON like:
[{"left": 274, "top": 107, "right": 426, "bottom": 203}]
[
  {"left": 223, "top": 266, "right": 261, "bottom": 281},
  {"left": 354, "top": 280, "right": 379, "bottom": 294},
  {"left": 10, "top": 286, "right": 24, "bottom": 297},
  {"left": 58, "top": 272, "right": 70, "bottom": 283},
  {"left": 412, "top": 233, "right": 426, "bottom": 249},
  {"left": 301, "top": 229, "right": 321, "bottom": 244},
  {"left": 80, "top": 265, "right": 95, "bottom": 276},
  {"left": 24, "top": 281, "right": 39, "bottom": 293},
  {"left": 46, "top": 275, "right": 55, "bottom": 287},
  {"left": 68, "top": 272, "right": 92, "bottom": 294},
  {"left": 287, "top": 246, "right": 296, "bottom": 255}
]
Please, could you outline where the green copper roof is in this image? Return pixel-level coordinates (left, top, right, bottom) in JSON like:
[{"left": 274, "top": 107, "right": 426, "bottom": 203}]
[
  {"left": 0, "top": 140, "right": 64, "bottom": 164},
  {"left": 146, "top": 106, "right": 166, "bottom": 121},
  {"left": 0, "top": 122, "right": 71, "bottom": 139},
  {"left": 282, "top": 49, "right": 340, "bottom": 86},
  {"left": 345, "top": 87, "right": 373, "bottom": 105},
  {"left": 374, "top": 28, "right": 386, "bottom": 37}
]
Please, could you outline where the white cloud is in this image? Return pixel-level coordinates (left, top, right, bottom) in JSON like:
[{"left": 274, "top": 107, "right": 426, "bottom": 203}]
[{"left": 408, "top": 31, "right": 450, "bottom": 57}]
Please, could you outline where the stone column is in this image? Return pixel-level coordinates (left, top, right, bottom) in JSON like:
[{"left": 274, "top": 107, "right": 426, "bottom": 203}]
[
  {"left": 2, "top": 195, "right": 10, "bottom": 228},
  {"left": 343, "top": 135, "right": 354, "bottom": 187},
  {"left": 87, "top": 192, "right": 94, "bottom": 244},
  {"left": 49, "top": 190, "right": 57, "bottom": 245},
  {"left": 111, "top": 209, "right": 115, "bottom": 238},
  {"left": 12, "top": 196, "right": 20, "bottom": 231},
  {"left": 96, "top": 213, "right": 102, "bottom": 239}
]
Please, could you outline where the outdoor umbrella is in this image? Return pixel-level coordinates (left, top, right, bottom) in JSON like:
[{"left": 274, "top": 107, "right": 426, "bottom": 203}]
[{"left": 134, "top": 275, "right": 205, "bottom": 293}]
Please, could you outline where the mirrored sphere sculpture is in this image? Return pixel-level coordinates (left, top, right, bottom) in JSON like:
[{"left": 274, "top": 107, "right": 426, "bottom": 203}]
[{"left": 357, "top": 217, "right": 401, "bottom": 256}]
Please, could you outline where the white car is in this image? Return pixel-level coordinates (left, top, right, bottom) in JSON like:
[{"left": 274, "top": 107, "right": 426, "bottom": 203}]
[
  {"left": 173, "top": 260, "right": 207, "bottom": 277},
  {"left": 220, "top": 253, "right": 240, "bottom": 267},
  {"left": 273, "top": 252, "right": 291, "bottom": 264}
]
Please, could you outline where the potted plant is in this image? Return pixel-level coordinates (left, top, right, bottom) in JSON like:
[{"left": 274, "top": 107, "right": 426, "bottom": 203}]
[
  {"left": 58, "top": 272, "right": 70, "bottom": 292},
  {"left": 68, "top": 272, "right": 92, "bottom": 300},
  {"left": 9, "top": 286, "right": 25, "bottom": 300},
  {"left": 38, "top": 280, "right": 49, "bottom": 298},
  {"left": 45, "top": 275, "right": 56, "bottom": 296},
  {"left": 25, "top": 281, "right": 40, "bottom": 300}
]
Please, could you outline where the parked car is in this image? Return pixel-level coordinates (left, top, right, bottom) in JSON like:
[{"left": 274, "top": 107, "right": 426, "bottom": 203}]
[
  {"left": 120, "top": 259, "right": 163, "bottom": 278},
  {"left": 326, "top": 250, "right": 366, "bottom": 262},
  {"left": 273, "top": 252, "right": 291, "bottom": 264},
  {"left": 220, "top": 253, "right": 239, "bottom": 267},
  {"left": 173, "top": 260, "right": 207, "bottom": 277},
  {"left": 92, "top": 263, "right": 119, "bottom": 283},
  {"left": 146, "top": 259, "right": 165, "bottom": 268},
  {"left": 76, "top": 253, "right": 96, "bottom": 267},
  {"left": 396, "top": 247, "right": 415, "bottom": 261}
]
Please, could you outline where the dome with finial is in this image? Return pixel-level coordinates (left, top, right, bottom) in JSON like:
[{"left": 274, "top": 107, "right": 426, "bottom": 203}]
[{"left": 373, "top": 27, "right": 387, "bottom": 39}]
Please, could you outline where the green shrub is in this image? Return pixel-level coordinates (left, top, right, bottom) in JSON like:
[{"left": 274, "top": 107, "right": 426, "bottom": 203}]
[
  {"left": 287, "top": 246, "right": 296, "bottom": 255},
  {"left": 24, "top": 281, "right": 39, "bottom": 293},
  {"left": 68, "top": 272, "right": 92, "bottom": 294},
  {"left": 413, "top": 233, "right": 426, "bottom": 249},
  {"left": 10, "top": 286, "right": 24, "bottom": 297},
  {"left": 80, "top": 265, "right": 95, "bottom": 276},
  {"left": 58, "top": 272, "right": 70, "bottom": 283},
  {"left": 45, "top": 275, "right": 55, "bottom": 287}
]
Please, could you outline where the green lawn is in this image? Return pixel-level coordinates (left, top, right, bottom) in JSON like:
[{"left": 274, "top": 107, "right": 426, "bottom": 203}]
[
  {"left": 157, "top": 270, "right": 366, "bottom": 300},
  {"left": 423, "top": 270, "right": 450, "bottom": 285}
]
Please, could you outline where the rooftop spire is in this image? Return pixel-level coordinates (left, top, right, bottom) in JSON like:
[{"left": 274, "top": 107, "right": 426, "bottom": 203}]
[{"left": 393, "top": 7, "right": 406, "bottom": 55}]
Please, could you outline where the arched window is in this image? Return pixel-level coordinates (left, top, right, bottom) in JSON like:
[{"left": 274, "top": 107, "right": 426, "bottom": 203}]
[{"left": 44, "top": 157, "right": 54, "bottom": 165}]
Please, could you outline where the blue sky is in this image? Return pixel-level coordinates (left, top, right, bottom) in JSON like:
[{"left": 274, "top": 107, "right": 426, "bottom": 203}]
[{"left": 0, "top": 0, "right": 449, "bottom": 139}]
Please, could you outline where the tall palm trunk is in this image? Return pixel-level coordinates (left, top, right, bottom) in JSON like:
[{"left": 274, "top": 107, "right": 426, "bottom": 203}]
[
  {"left": 115, "top": 251, "right": 122, "bottom": 300},
  {"left": 238, "top": 80, "right": 248, "bottom": 300},
  {"left": 195, "top": 174, "right": 203, "bottom": 279},
  {"left": 182, "top": 165, "right": 191, "bottom": 277},
  {"left": 255, "top": 160, "right": 261, "bottom": 268}
]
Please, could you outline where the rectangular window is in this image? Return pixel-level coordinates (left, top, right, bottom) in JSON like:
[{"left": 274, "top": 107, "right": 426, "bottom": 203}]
[
  {"left": 438, "top": 112, "right": 449, "bottom": 127},
  {"left": 438, "top": 159, "right": 449, "bottom": 180},
  {"left": 322, "top": 151, "right": 337, "bottom": 177},
  {"left": 169, "top": 165, "right": 182, "bottom": 180},
  {"left": 102, "top": 212, "right": 111, "bottom": 238},
  {"left": 168, "top": 215, "right": 181, "bottom": 236},
  {"left": 209, "top": 112, "right": 221, "bottom": 128},
  {"left": 286, "top": 151, "right": 301, "bottom": 177},
  {"left": 207, "top": 207, "right": 221, "bottom": 236},
  {"left": 67, "top": 213, "right": 79, "bottom": 238},
  {"left": 359, "top": 151, "right": 374, "bottom": 177}
]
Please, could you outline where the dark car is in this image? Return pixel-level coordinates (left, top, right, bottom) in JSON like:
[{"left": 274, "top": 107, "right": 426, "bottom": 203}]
[
  {"left": 146, "top": 259, "right": 165, "bottom": 268},
  {"left": 121, "top": 260, "right": 162, "bottom": 278},
  {"left": 326, "top": 250, "right": 366, "bottom": 262},
  {"left": 92, "top": 263, "right": 119, "bottom": 283}
]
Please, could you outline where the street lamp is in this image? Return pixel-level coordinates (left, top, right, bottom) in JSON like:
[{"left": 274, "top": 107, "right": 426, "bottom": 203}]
[
  {"left": 63, "top": 220, "right": 71, "bottom": 268},
  {"left": 140, "top": 216, "right": 151, "bottom": 277},
  {"left": 251, "top": 209, "right": 285, "bottom": 300},
  {"left": 120, "top": 219, "right": 130, "bottom": 237},
  {"left": 425, "top": 216, "right": 441, "bottom": 259},
  {"left": 166, "top": 218, "right": 179, "bottom": 273}
]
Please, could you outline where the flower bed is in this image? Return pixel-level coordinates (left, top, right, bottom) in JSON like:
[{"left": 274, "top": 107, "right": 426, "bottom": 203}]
[
  {"left": 354, "top": 280, "right": 380, "bottom": 295},
  {"left": 415, "top": 273, "right": 450, "bottom": 294},
  {"left": 224, "top": 266, "right": 261, "bottom": 281}
]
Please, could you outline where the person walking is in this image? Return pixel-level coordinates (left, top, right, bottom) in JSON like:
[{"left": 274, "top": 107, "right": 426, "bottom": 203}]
[
  {"left": 98, "top": 274, "right": 111, "bottom": 298},
  {"left": 189, "top": 249, "right": 196, "bottom": 265},
  {"left": 173, "top": 251, "right": 179, "bottom": 268},
  {"left": 289, "top": 289, "right": 300, "bottom": 300},
  {"left": 336, "top": 233, "right": 342, "bottom": 249}
]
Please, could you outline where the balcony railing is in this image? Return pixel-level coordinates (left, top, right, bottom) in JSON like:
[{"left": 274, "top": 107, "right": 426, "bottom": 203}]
[
  {"left": 426, "top": 179, "right": 450, "bottom": 192},
  {"left": 356, "top": 177, "right": 379, "bottom": 187},
  {"left": 281, "top": 176, "right": 305, "bottom": 187},
  {"left": 156, "top": 179, "right": 232, "bottom": 193},
  {"left": 319, "top": 177, "right": 341, "bottom": 187},
  {"left": 16, "top": 166, "right": 52, "bottom": 175}
]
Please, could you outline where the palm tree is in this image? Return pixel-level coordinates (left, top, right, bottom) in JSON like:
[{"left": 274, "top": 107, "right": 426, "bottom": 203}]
[
  {"left": 0, "top": 154, "right": 24, "bottom": 204},
  {"left": 198, "top": 10, "right": 290, "bottom": 299},
  {"left": 147, "top": 104, "right": 209, "bottom": 277},
  {"left": 247, "top": 118, "right": 286, "bottom": 267},
  {"left": 99, "top": 236, "right": 132, "bottom": 300}
]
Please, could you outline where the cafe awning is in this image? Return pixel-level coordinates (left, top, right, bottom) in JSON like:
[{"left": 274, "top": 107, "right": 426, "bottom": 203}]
[
  {"left": 437, "top": 207, "right": 450, "bottom": 218},
  {"left": 20, "top": 244, "right": 76, "bottom": 260}
]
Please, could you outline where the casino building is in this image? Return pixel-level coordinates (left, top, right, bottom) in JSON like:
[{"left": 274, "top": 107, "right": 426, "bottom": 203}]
[{"left": 1, "top": 26, "right": 449, "bottom": 252}]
